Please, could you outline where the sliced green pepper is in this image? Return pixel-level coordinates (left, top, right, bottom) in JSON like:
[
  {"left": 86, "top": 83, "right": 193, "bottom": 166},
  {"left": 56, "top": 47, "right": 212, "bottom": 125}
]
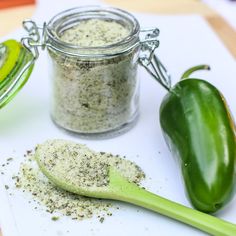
[{"left": 159, "top": 65, "right": 236, "bottom": 213}]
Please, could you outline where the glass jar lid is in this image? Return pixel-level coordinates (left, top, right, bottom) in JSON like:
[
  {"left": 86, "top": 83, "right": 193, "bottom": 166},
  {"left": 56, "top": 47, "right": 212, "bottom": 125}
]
[{"left": 0, "top": 40, "right": 34, "bottom": 108}]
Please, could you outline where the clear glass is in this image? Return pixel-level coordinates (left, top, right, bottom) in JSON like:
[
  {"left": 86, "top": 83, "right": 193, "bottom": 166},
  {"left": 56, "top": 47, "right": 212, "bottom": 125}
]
[{"left": 46, "top": 6, "right": 141, "bottom": 138}]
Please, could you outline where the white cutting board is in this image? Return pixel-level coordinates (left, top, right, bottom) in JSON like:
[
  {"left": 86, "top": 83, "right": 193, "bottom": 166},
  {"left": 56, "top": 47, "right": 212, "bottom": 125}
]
[{"left": 0, "top": 14, "right": 236, "bottom": 236}]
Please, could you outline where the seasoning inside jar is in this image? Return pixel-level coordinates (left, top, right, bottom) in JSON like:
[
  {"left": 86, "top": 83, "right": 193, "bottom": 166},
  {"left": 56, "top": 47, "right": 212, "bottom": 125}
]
[
  {"left": 60, "top": 19, "right": 130, "bottom": 47},
  {"left": 47, "top": 7, "right": 141, "bottom": 138}
]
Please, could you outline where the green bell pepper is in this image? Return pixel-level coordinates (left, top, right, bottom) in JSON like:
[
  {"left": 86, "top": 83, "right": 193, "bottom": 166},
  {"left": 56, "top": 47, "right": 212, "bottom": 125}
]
[{"left": 159, "top": 65, "right": 236, "bottom": 213}]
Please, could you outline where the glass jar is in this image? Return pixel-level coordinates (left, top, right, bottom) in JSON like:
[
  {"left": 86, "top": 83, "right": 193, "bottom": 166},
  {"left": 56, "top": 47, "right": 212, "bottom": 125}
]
[
  {"left": 0, "top": 6, "right": 171, "bottom": 138},
  {"left": 46, "top": 7, "right": 141, "bottom": 137}
]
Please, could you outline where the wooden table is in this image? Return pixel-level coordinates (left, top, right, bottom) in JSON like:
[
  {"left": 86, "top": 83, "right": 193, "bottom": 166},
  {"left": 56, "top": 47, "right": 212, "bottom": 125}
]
[
  {"left": 104, "top": 0, "right": 236, "bottom": 59},
  {"left": 0, "top": 0, "right": 236, "bottom": 235},
  {"left": 0, "top": 0, "right": 236, "bottom": 58}
]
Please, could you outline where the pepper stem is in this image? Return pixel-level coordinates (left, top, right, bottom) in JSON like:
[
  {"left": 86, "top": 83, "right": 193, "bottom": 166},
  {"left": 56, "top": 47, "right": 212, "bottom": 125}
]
[{"left": 181, "top": 65, "right": 210, "bottom": 80}]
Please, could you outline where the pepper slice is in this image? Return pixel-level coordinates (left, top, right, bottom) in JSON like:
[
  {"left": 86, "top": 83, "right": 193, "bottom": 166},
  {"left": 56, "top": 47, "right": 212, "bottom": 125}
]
[{"left": 0, "top": 39, "right": 34, "bottom": 108}]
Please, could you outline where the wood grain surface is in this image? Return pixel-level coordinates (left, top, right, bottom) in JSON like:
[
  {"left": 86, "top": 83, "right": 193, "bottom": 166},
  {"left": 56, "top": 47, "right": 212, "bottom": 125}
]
[
  {"left": 0, "top": 4, "right": 35, "bottom": 37},
  {"left": 206, "top": 14, "right": 236, "bottom": 57},
  {"left": 0, "top": 0, "right": 235, "bottom": 235},
  {"left": 104, "top": 0, "right": 215, "bottom": 15},
  {"left": 104, "top": 0, "right": 236, "bottom": 58},
  {"left": 0, "top": 0, "right": 236, "bottom": 57}
]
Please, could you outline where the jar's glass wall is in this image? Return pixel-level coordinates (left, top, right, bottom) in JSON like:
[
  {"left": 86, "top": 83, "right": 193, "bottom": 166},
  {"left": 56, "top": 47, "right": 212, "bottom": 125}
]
[
  {"left": 46, "top": 6, "right": 141, "bottom": 137},
  {"left": 48, "top": 47, "right": 140, "bottom": 136}
]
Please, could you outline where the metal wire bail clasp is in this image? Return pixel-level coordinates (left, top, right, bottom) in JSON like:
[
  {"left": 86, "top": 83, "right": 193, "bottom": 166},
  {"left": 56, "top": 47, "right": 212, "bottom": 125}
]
[
  {"left": 21, "top": 20, "right": 47, "bottom": 61},
  {"left": 139, "top": 28, "right": 171, "bottom": 91}
]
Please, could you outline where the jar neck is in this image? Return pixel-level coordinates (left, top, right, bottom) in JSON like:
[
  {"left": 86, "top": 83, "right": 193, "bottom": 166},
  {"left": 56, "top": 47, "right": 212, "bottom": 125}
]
[{"left": 45, "top": 6, "right": 140, "bottom": 57}]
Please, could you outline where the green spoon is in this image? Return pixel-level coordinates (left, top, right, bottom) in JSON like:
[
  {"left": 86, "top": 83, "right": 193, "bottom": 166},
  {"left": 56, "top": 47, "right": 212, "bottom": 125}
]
[{"left": 35, "top": 141, "right": 236, "bottom": 236}]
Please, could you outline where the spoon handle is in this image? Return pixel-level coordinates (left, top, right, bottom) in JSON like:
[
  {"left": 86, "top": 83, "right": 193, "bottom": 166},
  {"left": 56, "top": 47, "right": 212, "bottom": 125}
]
[{"left": 109, "top": 168, "right": 236, "bottom": 236}]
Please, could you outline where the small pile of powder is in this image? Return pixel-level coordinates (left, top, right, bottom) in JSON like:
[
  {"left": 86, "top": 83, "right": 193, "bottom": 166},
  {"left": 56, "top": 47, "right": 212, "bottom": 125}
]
[{"left": 15, "top": 139, "right": 145, "bottom": 221}]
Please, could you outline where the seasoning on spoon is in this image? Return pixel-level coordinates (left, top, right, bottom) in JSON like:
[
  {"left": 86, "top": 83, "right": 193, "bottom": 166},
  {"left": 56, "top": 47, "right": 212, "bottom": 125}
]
[{"left": 15, "top": 139, "right": 145, "bottom": 221}]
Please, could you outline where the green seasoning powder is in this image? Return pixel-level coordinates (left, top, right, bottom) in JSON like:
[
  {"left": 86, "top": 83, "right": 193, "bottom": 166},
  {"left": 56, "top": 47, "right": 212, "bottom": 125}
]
[
  {"left": 15, "top": 139, "right": 145, "bottom": 221},
  {"left": 60, "top": 19, "right": 130, "bottom": 47},
  {"left": 49, "top": 19, "right": 139, "bottom": 134},
  {"left": 36, "top": 139, "right": 145, "bottom": 188}
]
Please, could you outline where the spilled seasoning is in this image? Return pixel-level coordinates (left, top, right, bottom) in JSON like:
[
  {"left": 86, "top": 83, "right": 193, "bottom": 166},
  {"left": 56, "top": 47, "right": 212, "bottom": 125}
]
[{"left": 14, "top": 139, "right": 145, "bottom": 221}]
